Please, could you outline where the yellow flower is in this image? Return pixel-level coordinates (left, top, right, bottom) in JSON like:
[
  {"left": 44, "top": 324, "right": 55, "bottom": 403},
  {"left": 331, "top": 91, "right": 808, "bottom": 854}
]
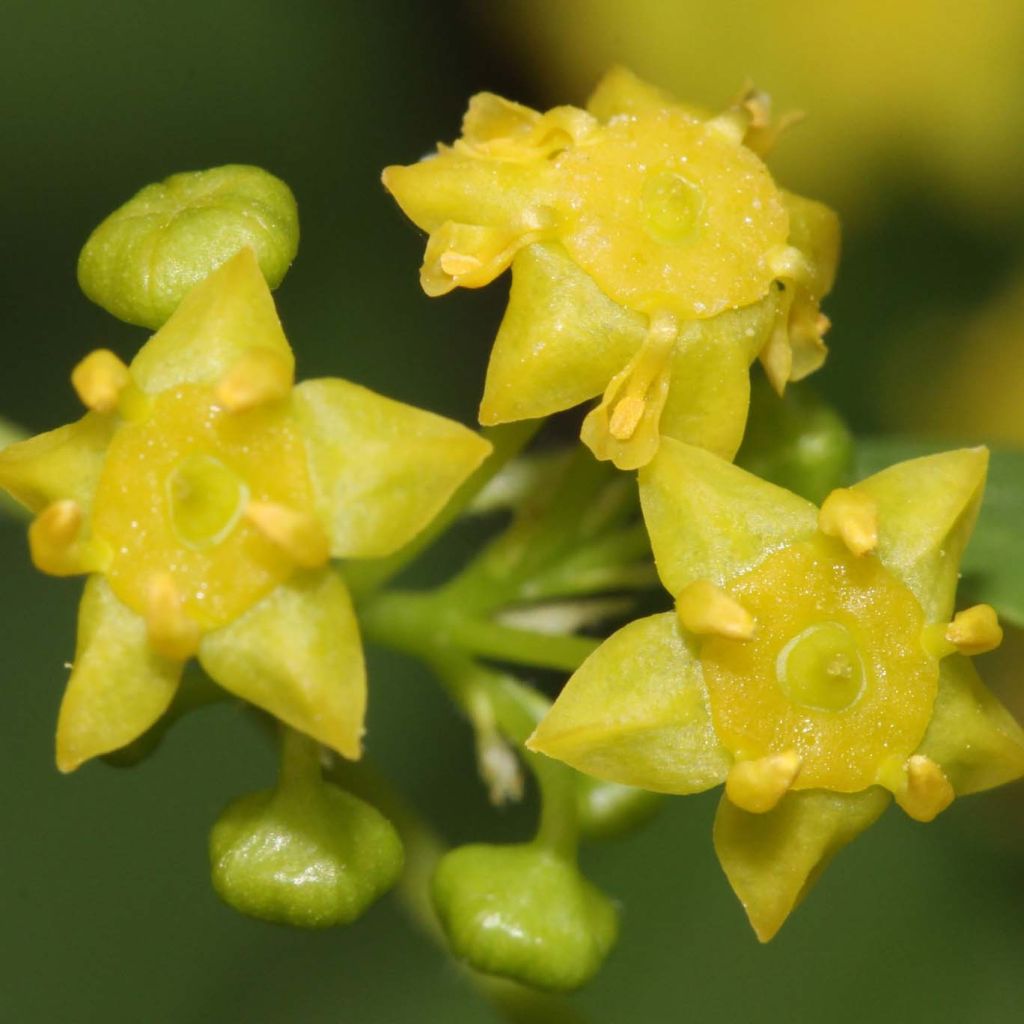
[
  {"left": 383, "top": 69, "right": 838, "bottom": 469},
  {"left": 0, "top": 249, "right": 490, "bottom": 772},
  {"left": 528, "top": 438, "right": 1024, "bottom": 940}
]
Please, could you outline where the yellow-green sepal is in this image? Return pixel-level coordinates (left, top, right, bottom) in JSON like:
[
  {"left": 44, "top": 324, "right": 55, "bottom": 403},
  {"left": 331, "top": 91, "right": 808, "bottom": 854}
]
[
  {"left": 56, "top": 576, "right": 183, "bottom": 772},
  {"left": 714, "top": 786, "right": 890, "bottom": 942},
  {"left": 528, "top": 612, "right": 730, "bottom": 794},
  {"left": 129, "top": 247, "right": 294, "bottom": 395},
  {"left": 78, "top": 164, "right": 298, "bottom": 330},
  {"left": 479, "top": 242, "right": 645, "bottom": 425},
  {"left": 851, "top": 447, "right": 988, "bottom": 620},
  {"left": 639, "top": 437, "right": 817, "bottom": 594},
  {"left": 198, "top": 568, "right": 365, "bottom": 760},
  {"left": 292, "top": 378, "right": 491, "bottom": 559},
  {"left": 915, "top": 655, "right": 1024, "bottom": 795},
  {"left": 0, "top": 413, "right": 114, "bottom": 515},
  {"left": 432, "top": 842, "right": 618, "bottom": 991}
]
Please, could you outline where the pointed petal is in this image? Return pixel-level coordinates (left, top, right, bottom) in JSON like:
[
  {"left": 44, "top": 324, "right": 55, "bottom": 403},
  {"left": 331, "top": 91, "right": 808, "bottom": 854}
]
[
  {"left": 527, "top": 612, "right": 730, "bottom": 794},
  {"left": 198, "top": 569, "right": 365, "bottom": 759},
  {"left": 129, "top": 247, "right": 294, "bottom": 395},
  {"left": 639, "top": 437, "right": 817, "bottom": 595},
  {"left": 479, "top": 243, "right": 645, "bottom": 425},
  {"left": 714, "top": 787, "right": 890, "bottom": 942},
  {"left": 0, "top": 412, "right": 113, "bottom": 515},
  {"left": 851, "top": 448, "right": 988, "bottom": 619},
  {"left": 659, "top": 298, "right": 776, "bottom": 460},
  {"left": 56, "top": 576, "right": 183, "bottom": 772},
  {"left": 916, "top": 655, "right": 1024, "bottom": 795},
  {"left": 292, "top": 378, "right": 490, "bottom": 559},
  {"left": 586, "top": 66, "right": 708, "bottom": 122}
]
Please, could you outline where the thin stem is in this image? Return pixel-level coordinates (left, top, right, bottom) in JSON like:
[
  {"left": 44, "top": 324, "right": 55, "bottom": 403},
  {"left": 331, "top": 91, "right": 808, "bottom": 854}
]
[
  {"left": 450, "top": 617, "right": 600, "bottom": 674},
  {"left": 345, "top": 420, "right": 540, "bottom": 600},
  {"left": 278, "top": 725, "right": 322, "bottom": 789}
]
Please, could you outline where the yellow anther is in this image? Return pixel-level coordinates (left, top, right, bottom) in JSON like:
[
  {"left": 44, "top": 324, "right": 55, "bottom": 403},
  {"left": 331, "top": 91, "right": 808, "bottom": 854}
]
[
  {"left": 215, "top": 348, "right": 292, "bottom": 413},
  {"left": 144, "top": 573, "right": 200, "bottom": 661},
  {"left": 439, "top": 251, "right": 483, "bottom": 277},
  {"left": 884, "top": 754, "right": 955, "bottom": 823},
  {"left": 608, "top": 396, "right": 646, "bottom": 440},
  {"left": 704, "top": 110, "right": 747, "bottom": 145},
  {"left": 945, "top": 603, "right": 1003, "bottom": 656},
  {"left": 71, "top": 349, "right": 130, "bottom": 413},
  {"left": 245, "top": 500, "right": 330, "bottom": 568},
  {"left": 29, "top": 500, "right": 81, "bottom": 575},
  {"left": 677, "top": 579, "right": 756, "bottom": 640},
  {"left": 818, "top": 488, "right": 878, "bottom": 556},
  {"left": 767, "top": 245, "right": 812, "bottom": 284},
  {"left": 725, "top": 750, "right": 802, "bottom": 814}
]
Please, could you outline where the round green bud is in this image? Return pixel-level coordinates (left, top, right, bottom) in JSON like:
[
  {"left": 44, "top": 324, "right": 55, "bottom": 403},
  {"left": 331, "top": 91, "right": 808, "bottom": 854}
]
[
  {"left": 432, "top": 843, "right": 618, "bottom": 991},
  {"left": 737, "top": 377, "right": 854, "bottom": 504},
  {"left": 209, "top": 781, "right": 403, "bottom": 928},
  {"left": 576, "top": 777, "right": 663, "bottom": 842},
  {"left": 78, "top": 165, "right": 299, "bottom": 329}
]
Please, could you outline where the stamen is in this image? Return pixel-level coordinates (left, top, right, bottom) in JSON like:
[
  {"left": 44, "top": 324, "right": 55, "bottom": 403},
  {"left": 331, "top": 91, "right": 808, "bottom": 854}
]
[
  {"left": 144, "top": 573, "right": 200, "bottom": 661},
  {"left": 726, "top": 750, "right": 802, "bottom": 813},
  {"left": 945, "top": 603, "right": 1003, "bottom": 655},
  {"left": 215, "top": 348, "right": 292, "bottom": 412},
  {"left": 71, "top": 349, "right": 130, "bottom": 413},
  {"left": 676, "top": 579, "right": 756, "bottom": 640},
  {"left": 245, "top": 500, "right": 330, "bottom": 568},
  {"left": 882, "top": 754, "right": 955, "bottom": 823},
  {"left": 818, "top": 488, "right": 878, "bottom": 556}
]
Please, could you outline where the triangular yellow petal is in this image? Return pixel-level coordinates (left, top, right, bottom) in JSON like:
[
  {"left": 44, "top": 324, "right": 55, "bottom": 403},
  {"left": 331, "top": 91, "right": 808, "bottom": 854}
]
[
  {"left": 639, "top": 437, "right": 817, "bottom": 596},
  {"left": 586, "top": 66, "right": 708, "bottom": 123},
  {"left": 198, "top": 569, "right": 365, "bottom": 759},
  {"left": 851, "top": 448, "right": 988, "bottom": 619},
  {"left": 479, "top": 243, "right": 645, "bottom": 425},
  {"left": 527, "top": 613, "right": 730, "bottom": 794},
  {"left": 714, "top": 787, "right": 890, "bottom": 942},
  {"left": 292, "top": 378, "right": 491, "bottom": 559},
  {"left": 0, "top": 412, "right": 113, "bottom": 515},
  {"left": 129, "top": 247, "right": 294, "bottom": 395},
  {"left": 56, "top": 576, "right": 183, "bottom": 772},
  {"left": 915, "top": 656, "right": 1024, "bottom": 795},
  {"left": 659, "top": 298, "right": 776, "bottom": 460}
]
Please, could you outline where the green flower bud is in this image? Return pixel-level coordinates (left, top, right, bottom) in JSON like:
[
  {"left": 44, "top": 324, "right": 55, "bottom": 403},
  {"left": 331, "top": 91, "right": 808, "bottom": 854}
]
[
  {"left": 78, "top": 164, "right": 299, "bottom": 329},
  {"left": 432, "top": 843, "right": 618, "bottom": 991},
  {"left": 209, "top": 779, "right": 403, "bottom": 928},
  {"left": 575, "top": 776, "right": 663, "bottom": 841},
  {"left": 737, "top": 377, "right": 853, "bottom": 504}
]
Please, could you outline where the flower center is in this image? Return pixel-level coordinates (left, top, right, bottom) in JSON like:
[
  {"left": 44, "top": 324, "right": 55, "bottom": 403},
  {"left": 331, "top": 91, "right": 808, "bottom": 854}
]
[
  {"left": 641, "top": 171, "right": 704, "bottom": 245},
  {"left": 167, "top": 453, "right": 248, "bottom": 548},
  {"left": 776, "top": 621, "right": 865, "bottom": 712}
]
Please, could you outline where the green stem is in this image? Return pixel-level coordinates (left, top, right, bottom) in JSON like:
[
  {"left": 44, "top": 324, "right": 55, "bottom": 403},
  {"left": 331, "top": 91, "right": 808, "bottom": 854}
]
[
  {"left": 278, "top": 725, "right": 322, "bottom": 790},
  {"left": 345, "top": 420, "right": 540, "bottom": 600},
  {"left": 0, "top": 417, "right": 29, "bottom": 520}
]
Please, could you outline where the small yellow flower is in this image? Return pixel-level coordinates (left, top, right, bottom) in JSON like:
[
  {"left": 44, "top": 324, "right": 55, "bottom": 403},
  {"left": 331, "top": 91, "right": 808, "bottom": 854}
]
[
  {"left": 0, "top": 249, "right": 490, "bottom": 772},
  {"left": 528, "top": 438, "right": 1024, "bottom": 940},
  {"left": 383, "top": 69, "right": 838, "bottom": 468}
]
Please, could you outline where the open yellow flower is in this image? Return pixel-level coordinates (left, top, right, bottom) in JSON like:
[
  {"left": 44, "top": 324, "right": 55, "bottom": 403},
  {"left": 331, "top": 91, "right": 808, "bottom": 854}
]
[
  {"left": 0, "top": 248, "right": 490, "bottom": 772},
  {"left": 383, "top": 68, "right": 838, "bottom": 469},
  {"left": 528, "top": 437, "right": 1024, "bottom": 940}
]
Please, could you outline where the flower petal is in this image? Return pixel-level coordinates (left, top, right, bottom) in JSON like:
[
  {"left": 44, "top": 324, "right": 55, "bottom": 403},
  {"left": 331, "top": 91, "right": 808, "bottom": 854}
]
[
  {"left": 714, "top": 787, "right": 890, "bottom": 942},
  {"left": 527, "top": 612, "right": 730, "bottom": 794},
  {"left": 781, "top": 191, "right": 840, "bottom": 299},
  {"left": 56, "top": 576, "right": 183, "bottom": 772},
  {"left": 659, "top": 298, "right": 777, "bottom": 459},
  {"left": 916, "top": 655, "right": 1024, "bottom": 795},
  {"left": 0, "top": 412, "right": 113, "bottom": 515},
  {"left": 479, "top": 243, "right": 646, "bottom": 425},
  {"left": 851, "top": 447, "right": 988, "bottom": 619},
  {"left": 586, "top": 66, "right": 708, "bottom": 123},
  {"left": 292, "top": 378, "right": 491, "bottom": 559},
  {"left": 198, "top": 569, "right": 365, "bottom": 759},
  {"left": 129, "top": 247, "right": 294, "bottom": 395},
  {"left": 639, "top": 437, "right": 817, "bottom": 595}
]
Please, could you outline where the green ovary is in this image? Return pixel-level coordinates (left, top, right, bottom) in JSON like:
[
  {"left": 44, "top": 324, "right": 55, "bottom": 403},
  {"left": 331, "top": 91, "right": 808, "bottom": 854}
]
[
  {"left": 167, "top": 453, "right": 248, "bottom": 548},
  {"left": 776, "top": 621, "right": 865, "bottom": 712}
]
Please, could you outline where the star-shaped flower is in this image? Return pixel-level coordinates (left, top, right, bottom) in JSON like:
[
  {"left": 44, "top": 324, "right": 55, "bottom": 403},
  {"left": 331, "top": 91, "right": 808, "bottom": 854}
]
[
  {"left": 0, "top": 249, "right": 490, "bottom": 772},
  {"left": 383, "top": 68, "right": 838, "bottom": 469},
  {"left": 528, "top": 437, "right": 1024, "bottom": 940}
]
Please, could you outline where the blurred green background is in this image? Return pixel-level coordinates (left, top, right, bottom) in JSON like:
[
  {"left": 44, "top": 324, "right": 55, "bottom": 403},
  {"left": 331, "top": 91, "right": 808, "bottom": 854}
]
[{"left": 2, "top": 2, "right": 1023, "bottom": 1021}]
